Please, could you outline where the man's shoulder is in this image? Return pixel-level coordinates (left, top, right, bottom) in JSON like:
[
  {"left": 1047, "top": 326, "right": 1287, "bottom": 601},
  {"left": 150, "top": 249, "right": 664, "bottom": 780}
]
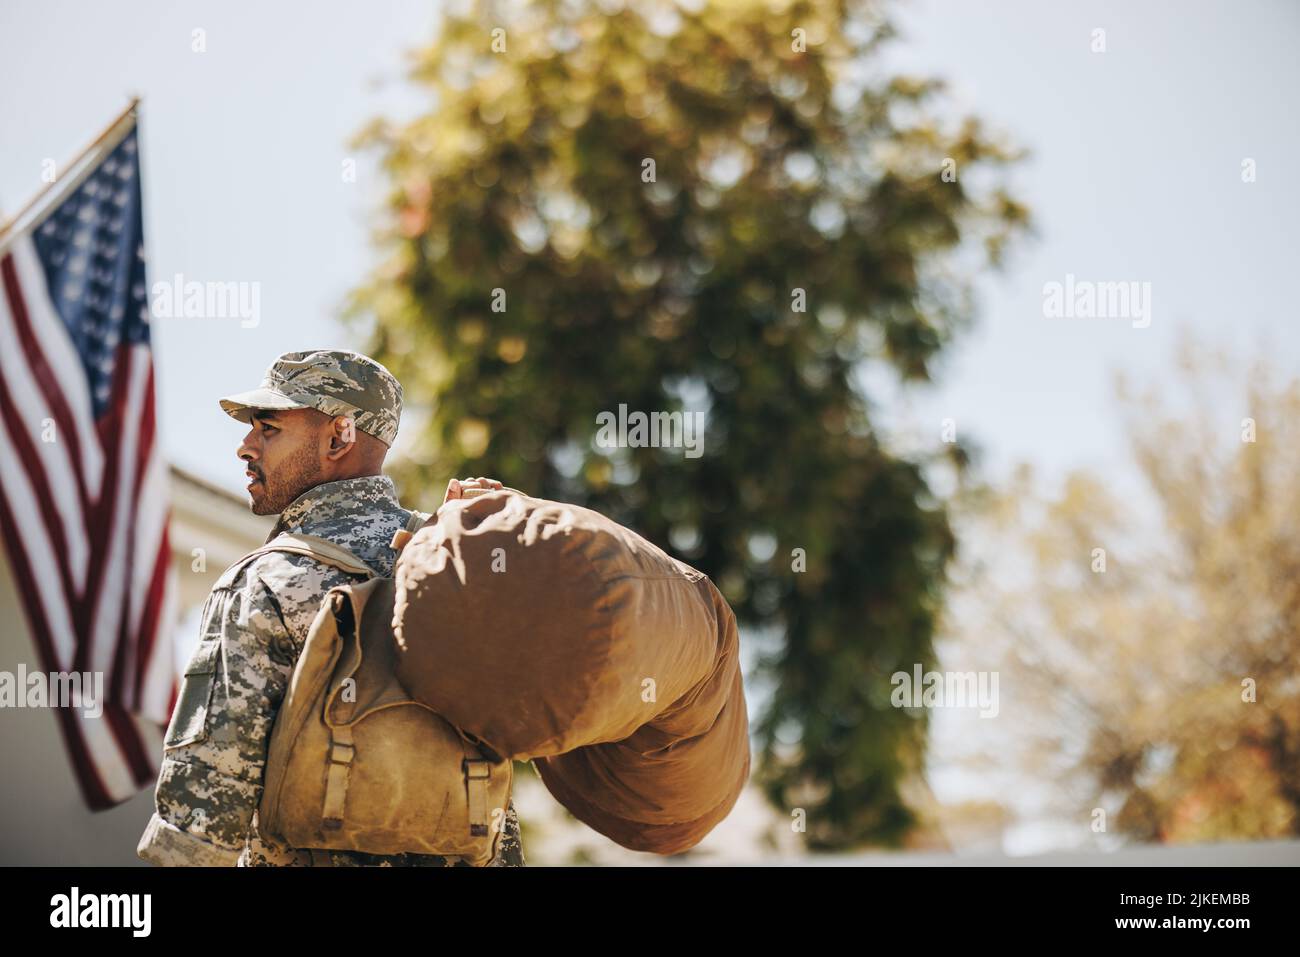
[
  {"left": 248, "top": 549, "right": 354, "bottom": 594},
  {"left": 309, "top": 497, "right": 416, "bottom": 538},
  {"left": 298, "top": 504, "right": 417, "bottom": 573},
  {"left": 208, "top": 550, "right": 356, "bottom": 643},
  {"left": 213, "top": 548, "right": 353, "bottom": 603}
]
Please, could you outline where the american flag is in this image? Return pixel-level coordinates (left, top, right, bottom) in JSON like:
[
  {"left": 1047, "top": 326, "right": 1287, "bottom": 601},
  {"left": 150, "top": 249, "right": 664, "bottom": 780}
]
[{"left": 0, "top": 106, "right": 176, "bottom": 810}]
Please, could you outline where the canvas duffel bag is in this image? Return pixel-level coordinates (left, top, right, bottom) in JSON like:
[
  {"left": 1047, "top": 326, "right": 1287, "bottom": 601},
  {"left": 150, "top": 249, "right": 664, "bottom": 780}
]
[
  {"left": 392, "top": 490, "right": 750, "bottom": 853},
  {"left": 532, "top": 566, "right": 750, "bottom": 854}
]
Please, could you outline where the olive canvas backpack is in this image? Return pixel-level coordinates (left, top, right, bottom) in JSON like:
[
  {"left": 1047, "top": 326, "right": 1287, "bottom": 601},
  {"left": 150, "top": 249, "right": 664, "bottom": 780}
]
[{"left": 240, "top": 510, "right": 514, "bottom": 866}]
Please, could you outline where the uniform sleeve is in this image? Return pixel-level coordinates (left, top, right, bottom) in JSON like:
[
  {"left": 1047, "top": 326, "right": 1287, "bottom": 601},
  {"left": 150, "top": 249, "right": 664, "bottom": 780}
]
[{"left": 137, "top": 569, "right": 298, "bottom": 867}]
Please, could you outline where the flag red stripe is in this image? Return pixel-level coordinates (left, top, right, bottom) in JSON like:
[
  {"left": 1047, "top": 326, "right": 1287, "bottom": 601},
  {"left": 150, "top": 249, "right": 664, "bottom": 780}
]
[
  {"left": 0, "top": 350, "right": 81, "bottom": 654},
  {"left": 0, "top": 462, "right": 114, "bottom": 809},
  {"left": 132, "top": 517, "right": 173, "bottom": 713},
  {"left": 134, "top": 359, "right": 158, "bottom": 500},
  {"left": 0, "top": 255, "right": 91, "bottom": 511},
  {"left": 93, "top": 344, "right": 161, "bottom": 786},
  {"left": 1, "top": 254, "right": 93, "bottom": 674},
  {"left": 127, "top": 357, "right": 167, "bottom": 708},
  {"left": 102, "top": 702, "right": 154, "bottom": 788},
  {"left": 110, "top": 352, "right": 157, "bottom": 707},
  {"left": 74, "top": 343, "right": 130, "bottom": 675}
]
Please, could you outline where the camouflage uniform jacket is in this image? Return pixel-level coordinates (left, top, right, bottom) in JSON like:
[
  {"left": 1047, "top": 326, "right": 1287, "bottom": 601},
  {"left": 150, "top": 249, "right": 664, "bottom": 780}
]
[{"left": 136, "top": 474, "right": 525, "bottom": 867}]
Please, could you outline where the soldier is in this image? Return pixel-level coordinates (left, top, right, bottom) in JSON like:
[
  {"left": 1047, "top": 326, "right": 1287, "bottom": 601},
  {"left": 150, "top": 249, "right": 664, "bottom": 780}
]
[{"left": 136, "top": 348, "right": 525, "bottom": 867}]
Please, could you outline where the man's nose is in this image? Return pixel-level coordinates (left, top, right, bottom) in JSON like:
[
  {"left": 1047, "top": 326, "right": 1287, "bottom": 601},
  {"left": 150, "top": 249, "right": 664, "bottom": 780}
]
[{"left": 237, "top": 436, "right": 259, "bottom": 463}]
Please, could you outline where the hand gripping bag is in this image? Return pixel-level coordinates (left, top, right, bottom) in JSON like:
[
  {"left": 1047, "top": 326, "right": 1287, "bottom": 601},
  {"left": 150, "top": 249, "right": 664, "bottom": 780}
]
[{"left": 392, "top": 491, "right": 750, "bottom": 854}]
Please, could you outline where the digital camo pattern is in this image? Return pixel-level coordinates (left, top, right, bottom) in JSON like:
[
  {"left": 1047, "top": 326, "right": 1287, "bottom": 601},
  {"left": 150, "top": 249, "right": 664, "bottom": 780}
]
[
  {"left": 218, "top": 349, "right": 403, "bottom": 447},
  {"left": 137, "top": 473, "right": 525, "bottom": 867}
]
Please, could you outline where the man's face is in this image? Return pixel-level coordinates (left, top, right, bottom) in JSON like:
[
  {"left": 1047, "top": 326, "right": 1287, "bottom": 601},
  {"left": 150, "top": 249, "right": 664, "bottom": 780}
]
[{"left": 237, "top": 408, "right": 327, "bottom": 515}]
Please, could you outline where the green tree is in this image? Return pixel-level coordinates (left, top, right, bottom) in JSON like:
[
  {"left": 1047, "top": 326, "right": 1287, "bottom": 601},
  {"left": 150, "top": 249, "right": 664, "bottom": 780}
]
[{"left": 349, "top": 0, "right": 1027, "bottom": 849}]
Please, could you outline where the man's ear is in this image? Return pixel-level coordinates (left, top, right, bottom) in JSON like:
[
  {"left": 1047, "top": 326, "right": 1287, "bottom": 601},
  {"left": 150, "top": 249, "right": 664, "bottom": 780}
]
[{"left": 325, "top": 415, "right": 357, "bottom": 460}]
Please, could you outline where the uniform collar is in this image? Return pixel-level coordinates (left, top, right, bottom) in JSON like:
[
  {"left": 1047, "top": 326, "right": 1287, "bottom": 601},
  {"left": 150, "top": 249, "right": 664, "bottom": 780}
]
[{"left": 267, "top": 474, "right": 400, "bottom": 542}]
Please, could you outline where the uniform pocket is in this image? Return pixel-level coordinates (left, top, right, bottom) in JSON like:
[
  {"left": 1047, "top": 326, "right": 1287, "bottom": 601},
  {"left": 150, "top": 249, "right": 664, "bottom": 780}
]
[{"left": 164, "top": 637, "right": 221, "bottom": 749}]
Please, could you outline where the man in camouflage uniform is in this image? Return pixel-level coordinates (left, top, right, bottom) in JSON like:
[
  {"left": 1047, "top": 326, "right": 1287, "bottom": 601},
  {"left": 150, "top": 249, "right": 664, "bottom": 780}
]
[{"left": 136, "top": 348, "right": 524, "bottom": 867}]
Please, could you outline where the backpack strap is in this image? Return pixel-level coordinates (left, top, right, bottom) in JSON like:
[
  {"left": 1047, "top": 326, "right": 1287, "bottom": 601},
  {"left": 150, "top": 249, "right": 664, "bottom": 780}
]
[
  {"left": 322, "top": 722, "right": 356, "bottom": 830},
  {"left": 223, "top": 534, "right": 373, "bottom": 836},
  {"left": 211, "top": 533, "right": 375, "bottom": 591},
  {"left": 454, "top": 727, "right": 504, "bottom": 838},
  {"left": 389, "top": 509, "right": 432, "bottom": 553},
  {"left": 245, "top": 533, "right": 376, "bottom": 579},
  {"left": 464, "top": 758, "right": 492, "bottom": 837}
]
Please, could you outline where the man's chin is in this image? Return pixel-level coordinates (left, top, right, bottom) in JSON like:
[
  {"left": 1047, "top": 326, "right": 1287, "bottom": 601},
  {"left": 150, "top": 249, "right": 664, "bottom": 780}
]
[{"left": 247, "top": 485, "right": 277, "bottom": 516}]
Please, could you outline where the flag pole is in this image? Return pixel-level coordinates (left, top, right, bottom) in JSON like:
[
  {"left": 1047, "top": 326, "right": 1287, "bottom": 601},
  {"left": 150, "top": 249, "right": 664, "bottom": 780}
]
[{"left": 0, "top": 97, "right": 141, "bottom": 244}]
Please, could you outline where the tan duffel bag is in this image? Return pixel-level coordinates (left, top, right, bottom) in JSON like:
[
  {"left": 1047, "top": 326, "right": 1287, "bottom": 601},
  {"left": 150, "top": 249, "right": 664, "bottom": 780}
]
[
  {"left": 532, "top": 569, "right": 750, "bottom": 854},
  {"left": 393, "top": 490, "right": 751, "bottom": 853},
  {"left": 249, "top": 526, "right": 513, "bottom": 866}
]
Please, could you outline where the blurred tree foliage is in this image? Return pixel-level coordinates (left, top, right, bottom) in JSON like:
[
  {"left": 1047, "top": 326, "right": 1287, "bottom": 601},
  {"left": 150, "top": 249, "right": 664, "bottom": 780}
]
[
  {"left": 943, "top": 340, "right": 1300, "bottom": 842},
  {"left": 348, "top": 0, "right": 1028, "bottom": 849}
]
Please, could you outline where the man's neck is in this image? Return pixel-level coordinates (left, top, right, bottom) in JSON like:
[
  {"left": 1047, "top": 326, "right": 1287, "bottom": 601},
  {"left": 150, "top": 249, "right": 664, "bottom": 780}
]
[{"left": 269, "top": 474, "right": 398, "bottom": 540}]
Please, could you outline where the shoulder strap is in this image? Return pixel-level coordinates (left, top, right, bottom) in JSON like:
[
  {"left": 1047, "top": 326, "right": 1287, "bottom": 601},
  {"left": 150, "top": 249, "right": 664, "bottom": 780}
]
[
  {"left": 390, "top": 509, "right": 432, "bottom": 553},
  {"left": 244, "top": 533, "right": 375, "bottom": 579}
]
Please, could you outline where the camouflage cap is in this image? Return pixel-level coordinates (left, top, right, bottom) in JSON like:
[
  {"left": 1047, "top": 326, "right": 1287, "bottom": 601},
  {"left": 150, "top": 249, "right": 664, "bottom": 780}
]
[{"left": 218, "top": 349, "right": 403, "bottom": 447}]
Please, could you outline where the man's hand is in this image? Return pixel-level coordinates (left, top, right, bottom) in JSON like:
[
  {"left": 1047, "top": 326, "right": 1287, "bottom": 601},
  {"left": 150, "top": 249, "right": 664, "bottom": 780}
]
[{"left": 442, "top": 476, "right": 505, "bottom": 505}]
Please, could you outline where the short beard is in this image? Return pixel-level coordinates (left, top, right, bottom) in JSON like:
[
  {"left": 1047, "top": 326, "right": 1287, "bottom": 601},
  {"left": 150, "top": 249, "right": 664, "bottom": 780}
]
[{"left": 250, "top": 442, "right": 324, "bottom": 515}]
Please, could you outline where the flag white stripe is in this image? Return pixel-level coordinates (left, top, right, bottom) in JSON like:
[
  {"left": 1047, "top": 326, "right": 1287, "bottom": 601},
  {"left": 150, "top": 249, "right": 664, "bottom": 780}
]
[
  {"left": 73, "top": 707, "right": 137, "bottom": 803},
  {"left": 0, "top": 412, "right": 77, "bottom": 669},
  {"left": 0, "top": 267, "right": 91, "bottom": 596},
  {"left": 139, "top": 566, "right": 177, "bottom": 724},
  {"left": 129, "top": 360, "right": 167, "bottom": 640},
  {"left": 126, "top": 346, "right": 176, "bottom": 722},
  {"left": 9, "top": 237, "right": 106, "bottom": 496},
  {"left": 90, "top": 348, "right": 146, "bottom": 678}
]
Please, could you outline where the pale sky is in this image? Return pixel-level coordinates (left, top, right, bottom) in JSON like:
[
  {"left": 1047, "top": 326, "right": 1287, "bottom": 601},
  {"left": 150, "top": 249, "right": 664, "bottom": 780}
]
[{"left": 3, "top": 0, "right": 1295, "bottom": 503}]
